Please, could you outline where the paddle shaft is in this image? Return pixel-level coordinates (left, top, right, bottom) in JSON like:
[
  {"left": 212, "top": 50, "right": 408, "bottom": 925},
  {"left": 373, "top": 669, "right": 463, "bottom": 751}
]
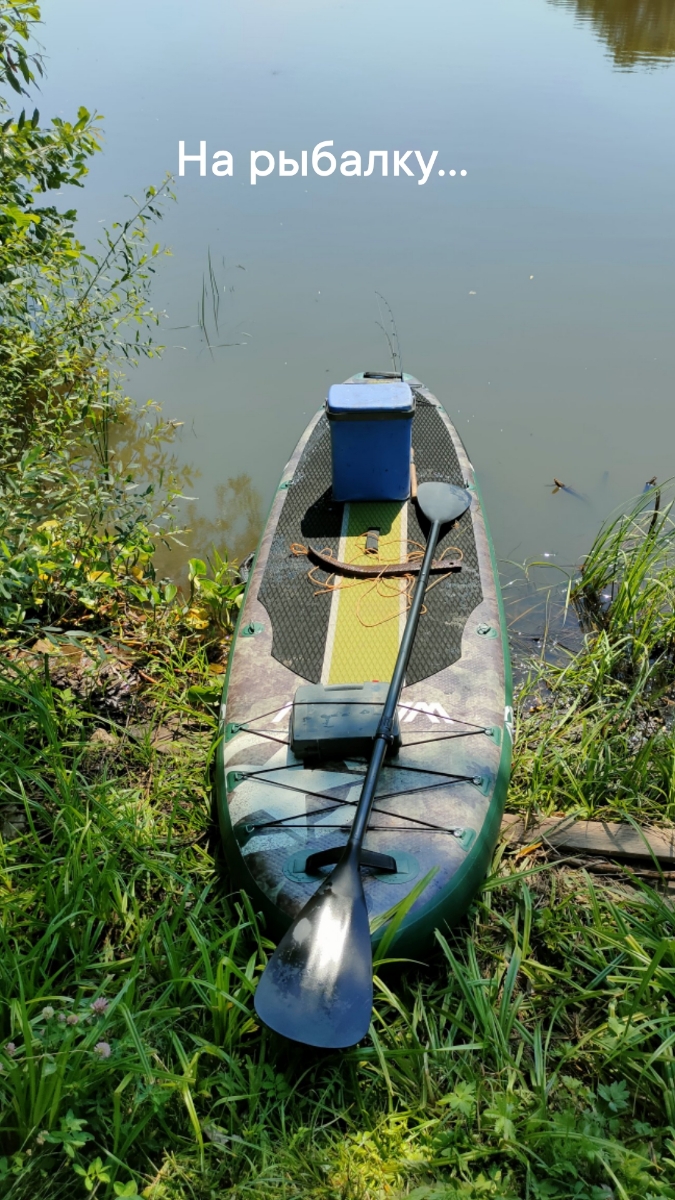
[
  {"left": 345, "top": 517, "right": 443, "bottom": 855},
  {"left": 253, "top": 484, "right": 470, "bottom": 1048}
]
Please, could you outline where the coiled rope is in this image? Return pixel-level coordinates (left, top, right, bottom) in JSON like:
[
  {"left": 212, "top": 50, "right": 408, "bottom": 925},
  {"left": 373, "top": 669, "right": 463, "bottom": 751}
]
[{"left": 290, "top": 535, "right": 463, "bottom": 629}]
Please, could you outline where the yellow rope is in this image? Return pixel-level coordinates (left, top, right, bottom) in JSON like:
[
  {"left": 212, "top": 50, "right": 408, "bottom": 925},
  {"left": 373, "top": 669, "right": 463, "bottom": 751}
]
[{"left": 291, "top": 536, "right": 463, "bottom": 630}]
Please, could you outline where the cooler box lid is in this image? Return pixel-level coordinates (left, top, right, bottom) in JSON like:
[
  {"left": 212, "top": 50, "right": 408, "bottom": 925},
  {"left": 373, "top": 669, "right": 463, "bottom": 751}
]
[{"left": 326, "top": 382, "right": 415, "bottom": 419}]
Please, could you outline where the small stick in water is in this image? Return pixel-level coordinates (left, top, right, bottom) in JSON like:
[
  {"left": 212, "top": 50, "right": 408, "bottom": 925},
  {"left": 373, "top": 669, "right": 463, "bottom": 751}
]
[{"left": 648, "top": 482, "right": 661, "bottom": 536}]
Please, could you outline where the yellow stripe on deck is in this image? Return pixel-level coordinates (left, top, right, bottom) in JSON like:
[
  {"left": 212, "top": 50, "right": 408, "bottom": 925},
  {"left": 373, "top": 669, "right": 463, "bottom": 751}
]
[{"left": 323, "top": 501, "right": 407, "bottom": 685}]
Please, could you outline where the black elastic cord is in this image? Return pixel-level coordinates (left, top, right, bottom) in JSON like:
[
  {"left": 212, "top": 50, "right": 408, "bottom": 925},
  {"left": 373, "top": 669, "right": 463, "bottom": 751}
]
[
  {"left": 401, "top": 729, "right": 487, "bottom": 747},
  {"left": 225, "top": 703, "right": 292, "bottom": 728},
  {"left": 341, "top": 761, "right": 480, "bottom": 783},
  {"left": 240, "top": 818, "right": 459, "bottom": 838},
  {"left": 234, "top": 762, "right": 306, "bottom": 779},
  {"left": 227, "top": 699, "right": 493, "bottom": 734},
  {"left": 229, "top": 724, "right": 484, "bottom": 752},
  {"left": 235, "top": 781, "right": 478, "bottom": 837},
  {"left": 233, "top": 769, "right": 477, "bottom": 811},
  {"left": 234, "top": 729, "right": 291, "bottom": 749},
  {"left": 398, "top": 704, "right": 488, "bottom": 730}
]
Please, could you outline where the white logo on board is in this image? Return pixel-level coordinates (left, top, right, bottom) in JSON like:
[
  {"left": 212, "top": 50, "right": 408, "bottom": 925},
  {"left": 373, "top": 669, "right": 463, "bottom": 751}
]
[
  {"left": 271, "top": 698, "right": 455, "bottom": 724},
  {"left": 398, "top": 701, "right": 454, "bottom": 724}
]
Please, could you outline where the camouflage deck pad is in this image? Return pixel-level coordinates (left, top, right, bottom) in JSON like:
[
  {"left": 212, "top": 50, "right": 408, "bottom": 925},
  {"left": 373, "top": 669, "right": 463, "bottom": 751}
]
[{"left": 217, "top": 386, "right": 511, "bottom": 950}]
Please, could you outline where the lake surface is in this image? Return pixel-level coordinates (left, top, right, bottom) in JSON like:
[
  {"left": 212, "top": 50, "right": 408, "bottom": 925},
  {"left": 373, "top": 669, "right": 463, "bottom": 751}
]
[{"left": 41, "top": 0, "right": 675, "bottom": 592}]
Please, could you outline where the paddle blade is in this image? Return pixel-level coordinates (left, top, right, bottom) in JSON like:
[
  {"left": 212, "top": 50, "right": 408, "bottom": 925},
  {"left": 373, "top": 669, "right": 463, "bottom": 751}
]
[
  {"left": 254, "top": 859, "right": 373, "bottom": 1048},
  {"left": 416, "top": 481, "right": 471, "bottom": 525}
]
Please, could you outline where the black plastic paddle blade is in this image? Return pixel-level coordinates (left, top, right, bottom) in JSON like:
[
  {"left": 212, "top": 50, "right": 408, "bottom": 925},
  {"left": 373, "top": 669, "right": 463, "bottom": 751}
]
[
  {"left": 416, "top": 481, "right": 471, "bottom": 526},
  {"left": 254, "top": 859, "right": 373, "bottom": 1049}
]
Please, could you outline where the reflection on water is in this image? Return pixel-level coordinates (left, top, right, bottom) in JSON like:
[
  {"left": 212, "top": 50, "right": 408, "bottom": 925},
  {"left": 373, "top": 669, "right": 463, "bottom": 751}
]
[
  {"left": 110, "top": 402, "right": 195, "bottom": 497},
  {"left": 43, "top": 0, "right": 675, "bottom": 590},
  {"left": 153, "top": 474, "right": 264, "bottom": 588},
  {"left": 184, "top": 475, "right": 264, "bottom": 565},
  {"left": 110, "top": 403, "right": 263, "bottom": 589},
  {"left": 501, "top": 564, "right": 584, "bottom": 687},
  {"left": 551, "top": 0, "right": 675, "bottom": 68}
]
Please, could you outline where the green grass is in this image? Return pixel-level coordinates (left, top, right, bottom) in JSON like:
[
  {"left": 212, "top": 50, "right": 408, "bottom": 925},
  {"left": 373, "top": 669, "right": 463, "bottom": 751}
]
[
  {"left": 2, "top": 7, "right": 664, "bottom": 1186},
  {"left": 3, "top": 496, "right": 675, "bottom": 1200},
  {"left": 10, "top": 4, "right": 675, "bottom": 1191},
  {"left": 510, "top": 487, "right": 675, "bottom": 826}
]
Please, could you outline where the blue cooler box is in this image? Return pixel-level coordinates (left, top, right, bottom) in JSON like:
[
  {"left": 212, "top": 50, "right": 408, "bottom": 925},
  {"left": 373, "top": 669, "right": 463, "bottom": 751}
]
[{"left": 326, "top": 382, "right": 415, "bottom": 502}]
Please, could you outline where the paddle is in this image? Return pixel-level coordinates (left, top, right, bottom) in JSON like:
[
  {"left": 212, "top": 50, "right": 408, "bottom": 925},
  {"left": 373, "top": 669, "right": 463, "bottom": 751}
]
[{"left": 254, "top": 481, "right": 472, "bottom": 1048}]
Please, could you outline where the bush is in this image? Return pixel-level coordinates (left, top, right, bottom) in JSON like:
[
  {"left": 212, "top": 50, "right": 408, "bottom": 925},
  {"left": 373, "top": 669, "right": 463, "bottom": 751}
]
[{"left": 0, "top": 0, "right": 180, "bottom": 634}]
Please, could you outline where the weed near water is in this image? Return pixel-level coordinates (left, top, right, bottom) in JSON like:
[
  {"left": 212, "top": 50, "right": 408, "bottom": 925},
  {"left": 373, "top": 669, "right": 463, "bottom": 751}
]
[
  {"left": 3, "top": 493, "right": 675, "bottom": 1200},
  {"left": 510, "top": 486, "right": 675, "bottom": 826}
]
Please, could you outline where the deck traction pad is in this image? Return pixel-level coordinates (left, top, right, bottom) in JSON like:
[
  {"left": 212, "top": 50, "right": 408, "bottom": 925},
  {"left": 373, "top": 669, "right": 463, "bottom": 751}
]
[{"left": 258, "top": 395, "right": 483, "bottom": 685}]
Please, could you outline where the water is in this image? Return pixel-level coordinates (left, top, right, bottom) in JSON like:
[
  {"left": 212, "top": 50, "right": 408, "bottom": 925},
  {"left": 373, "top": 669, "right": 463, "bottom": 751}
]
[{"left": 40, "top": 0, "right": 675, "bottom": 586}]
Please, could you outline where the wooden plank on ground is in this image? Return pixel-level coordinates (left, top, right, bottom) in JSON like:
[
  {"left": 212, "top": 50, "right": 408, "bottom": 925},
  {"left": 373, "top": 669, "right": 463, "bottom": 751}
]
[{"left": 501, "top": 813, "right": 675, "bottom": 865}]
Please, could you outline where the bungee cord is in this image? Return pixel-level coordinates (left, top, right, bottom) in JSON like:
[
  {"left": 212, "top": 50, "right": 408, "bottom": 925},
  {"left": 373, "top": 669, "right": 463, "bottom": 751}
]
[
  {"left": 236, "top": 790, "right": 473, "bottom": 838},
  {"left": 232, "top": 770, "right": 479, "bottom": 808}
]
